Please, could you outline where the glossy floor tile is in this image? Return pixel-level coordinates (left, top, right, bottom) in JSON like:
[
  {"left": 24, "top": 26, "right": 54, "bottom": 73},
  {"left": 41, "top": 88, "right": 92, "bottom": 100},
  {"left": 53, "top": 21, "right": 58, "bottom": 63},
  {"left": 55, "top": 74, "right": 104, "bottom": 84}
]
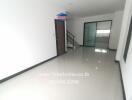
[{"left": 0, "top": 47, "right": 123, "bottom": 100}]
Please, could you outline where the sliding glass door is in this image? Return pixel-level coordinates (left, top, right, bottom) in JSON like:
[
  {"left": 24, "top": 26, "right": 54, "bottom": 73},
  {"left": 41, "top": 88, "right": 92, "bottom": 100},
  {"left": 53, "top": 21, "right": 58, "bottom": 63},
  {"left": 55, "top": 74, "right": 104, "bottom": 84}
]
[
  {"left": 83, "top": 22, "right": 96, "bottom": 47},
  {"left": 83, "top": 21, "right": 112, "bottom": 49},
  {"left": 96, "top": 21, "right": 112, "bottom": 48}
]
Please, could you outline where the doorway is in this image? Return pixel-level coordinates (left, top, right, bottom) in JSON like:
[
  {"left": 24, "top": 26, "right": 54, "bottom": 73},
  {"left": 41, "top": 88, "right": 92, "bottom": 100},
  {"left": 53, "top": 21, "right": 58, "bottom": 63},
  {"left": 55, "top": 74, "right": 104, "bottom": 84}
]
[
  {"left": 83, "top": 20, "right": 112, "bottom": 49},
  {"left": 55, "top": 20, "right": 65, "bottom": 56}
]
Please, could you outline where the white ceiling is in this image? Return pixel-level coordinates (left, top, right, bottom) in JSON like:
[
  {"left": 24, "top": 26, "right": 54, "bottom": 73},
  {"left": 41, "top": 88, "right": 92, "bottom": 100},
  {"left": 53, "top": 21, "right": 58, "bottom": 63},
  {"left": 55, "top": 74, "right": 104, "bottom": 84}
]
[{"left": 49, "top": 0, "right": 126, "bottom": 17}]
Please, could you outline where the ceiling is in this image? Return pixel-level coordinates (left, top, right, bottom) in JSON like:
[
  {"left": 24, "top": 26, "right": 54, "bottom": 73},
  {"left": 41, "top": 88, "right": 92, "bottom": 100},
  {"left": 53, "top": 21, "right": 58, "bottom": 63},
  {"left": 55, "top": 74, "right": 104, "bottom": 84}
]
[{"left": 49, "top": 0, "right": 126, "bottom": 17}]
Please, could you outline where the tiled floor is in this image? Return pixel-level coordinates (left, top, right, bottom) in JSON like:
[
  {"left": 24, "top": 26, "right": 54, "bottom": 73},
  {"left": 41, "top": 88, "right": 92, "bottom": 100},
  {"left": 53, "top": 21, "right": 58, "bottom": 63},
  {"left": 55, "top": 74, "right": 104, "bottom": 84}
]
[{"left": 0, "top": 47, "right": 123, "bottom": 100}]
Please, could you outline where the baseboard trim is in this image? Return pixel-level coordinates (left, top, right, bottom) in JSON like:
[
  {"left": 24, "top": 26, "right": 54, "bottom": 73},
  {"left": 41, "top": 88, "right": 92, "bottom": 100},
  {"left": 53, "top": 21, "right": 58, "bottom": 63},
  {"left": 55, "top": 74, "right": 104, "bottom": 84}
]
[
  {"left": 0, "top": 56, "right": 57, "bottom": 83},
  {"left": 79, "top": 45, "right": 84, "bottom": 47},
  {"left": 115, "top": 60, "right": 126, "bottom": 100},
  {"left": 109, "top": 48, "right": 117, "bottom": 51}
]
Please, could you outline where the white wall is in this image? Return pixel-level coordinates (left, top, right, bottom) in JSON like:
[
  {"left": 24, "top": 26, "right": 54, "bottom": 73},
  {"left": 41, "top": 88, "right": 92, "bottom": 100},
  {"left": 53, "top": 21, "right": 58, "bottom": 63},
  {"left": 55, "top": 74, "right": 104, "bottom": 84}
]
[
  {"left": 0, "top": 0, "right": 63, "bottom": 80},
  {"left": 116, "top": 0, "right": 132, "bottom": 100},
  {"left": 109, "top": 11, "right": 123, "bottom": 49},
  {"left": 67, "top": 12, "right": 123, "bottom": 49},
  {"left": 116, "top": 0, "right": 132, "bottom": 61}
]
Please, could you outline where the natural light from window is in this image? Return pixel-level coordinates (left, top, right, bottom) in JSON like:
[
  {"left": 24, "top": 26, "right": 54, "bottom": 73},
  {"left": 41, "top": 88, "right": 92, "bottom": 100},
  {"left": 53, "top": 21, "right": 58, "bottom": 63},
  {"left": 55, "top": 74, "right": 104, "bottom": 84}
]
[
  {"left": 97, "top": 30, "right": 110, "bottom": 34},
  {"left": 96, "top": 30, "right": 111, "bottom": 37}
]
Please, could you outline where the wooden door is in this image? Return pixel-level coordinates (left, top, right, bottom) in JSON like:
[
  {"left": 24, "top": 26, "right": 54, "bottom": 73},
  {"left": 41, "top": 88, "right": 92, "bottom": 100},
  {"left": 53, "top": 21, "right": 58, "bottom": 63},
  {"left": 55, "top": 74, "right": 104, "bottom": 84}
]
[{"left": 55, "top": 20, "right": 65, "bottom": 56}]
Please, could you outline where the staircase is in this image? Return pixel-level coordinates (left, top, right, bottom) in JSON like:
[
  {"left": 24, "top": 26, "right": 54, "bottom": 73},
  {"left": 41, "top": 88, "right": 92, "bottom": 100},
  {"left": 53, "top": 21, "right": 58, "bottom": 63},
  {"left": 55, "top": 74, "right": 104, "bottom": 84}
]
[{"left": 67, "top": 31, "right": 80, "bottom": 49}]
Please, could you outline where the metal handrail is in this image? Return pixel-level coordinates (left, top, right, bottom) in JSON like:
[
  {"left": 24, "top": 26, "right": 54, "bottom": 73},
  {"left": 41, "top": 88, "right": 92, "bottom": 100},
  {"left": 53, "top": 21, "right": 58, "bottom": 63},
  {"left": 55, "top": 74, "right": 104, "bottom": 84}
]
[
  {"left": 67, "top": 30, "right": 75, "bottom": 38},
  {"left": 67, "top": 30, "right": 75, "bottom": 48},
  {"left": 67, "top": 30, "right": 80, "bottom": 49}
]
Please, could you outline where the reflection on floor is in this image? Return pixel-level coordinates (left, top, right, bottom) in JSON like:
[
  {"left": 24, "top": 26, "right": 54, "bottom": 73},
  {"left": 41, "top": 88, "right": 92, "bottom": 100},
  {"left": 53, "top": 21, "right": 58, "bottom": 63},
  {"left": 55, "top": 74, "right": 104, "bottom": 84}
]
[
  {"left": 95, "top": 48, "right": 108, "bottom": 53},
  {"left": 0, "top": 47, "right": 123, "bottom": 100}
]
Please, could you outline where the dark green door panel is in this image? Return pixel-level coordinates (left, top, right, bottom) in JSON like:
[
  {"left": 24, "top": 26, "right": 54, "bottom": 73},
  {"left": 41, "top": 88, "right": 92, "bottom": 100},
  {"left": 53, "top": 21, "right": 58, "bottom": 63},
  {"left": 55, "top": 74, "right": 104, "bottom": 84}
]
[{"left": 84, "top": 23, "right": 96, "bottom": 47}]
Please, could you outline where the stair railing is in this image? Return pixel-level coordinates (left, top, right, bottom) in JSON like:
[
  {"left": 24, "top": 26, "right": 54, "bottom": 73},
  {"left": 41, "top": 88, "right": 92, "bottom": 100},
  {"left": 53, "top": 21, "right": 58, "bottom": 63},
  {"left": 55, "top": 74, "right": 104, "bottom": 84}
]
[{"left": 67, "top": 30, "right": 79, "bottom": 49}]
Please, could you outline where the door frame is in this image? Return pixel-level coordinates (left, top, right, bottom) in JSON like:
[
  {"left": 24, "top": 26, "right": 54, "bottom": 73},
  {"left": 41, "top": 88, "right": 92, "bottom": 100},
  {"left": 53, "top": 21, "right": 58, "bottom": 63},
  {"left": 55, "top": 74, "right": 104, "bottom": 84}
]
[
  {"left": 123, "top": 17, "right": 132, "bottom": 62},
  {"left": 55, "top": 19, "right": 65, "bottom": 56},
  {"left": 83, "top": 20, "right": 112, "bottom": 48}
]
